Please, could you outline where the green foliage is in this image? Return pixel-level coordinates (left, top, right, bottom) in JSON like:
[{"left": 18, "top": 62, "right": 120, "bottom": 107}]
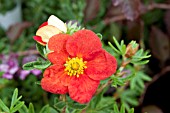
[
  {"left": 66, "top": 21, "right": 83, "bottom": 35},
  {"left": 131, "top": 49, "right": 151, "bottom": 65},
  {"left": 108, "top": 36, "right": 126, "bottom": 56},
  {"left": 113, "top": 103, "right": 134, "bottom": 113},
  {"left": 0, "top": 88, "right": 24, "bottom": 113},
  {"left": 22, "top": 57, "right": 51, "bottom": 70},
  {"left": 0, "top": 0, "right": 17, "bottom": 15}
]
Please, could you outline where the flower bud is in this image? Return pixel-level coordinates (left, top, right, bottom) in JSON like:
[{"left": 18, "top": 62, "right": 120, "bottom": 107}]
[
  {"left": 125, "top": 41, "right": 139, "bottom": 58},
  {"left": 33, "top": 15, "right": 67, "bottom": 46}
]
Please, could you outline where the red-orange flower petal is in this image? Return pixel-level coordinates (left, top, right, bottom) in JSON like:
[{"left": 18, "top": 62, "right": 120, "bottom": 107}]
[
  {"left": 66, "top": 30, "right": 102, "bottom": 58},
  {"left": 85, "top": 50, "right": 117, "bottom": 80},
  {"left": 68, "top": 74, "right": 100, "bottom": 104},
  {"left": 39, "top": 22, "right": 48, "bottom": 29},
  {"left": 48, "top": 51, "right": 68, "bottom": 64},
  {"left": 41, "top": 63, "right": 72, "bottom": 93},
  {"left": 33, "top": 36, "right": 46, "bottom": 45},
  {"left": 41, "top": 68, "right": 69, "bottom": 94},
  {"left": 48, "top": 34, "right": 71, "bottom": 52}
]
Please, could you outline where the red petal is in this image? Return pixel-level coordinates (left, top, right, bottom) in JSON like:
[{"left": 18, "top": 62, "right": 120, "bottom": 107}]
[
  {"left": 41, "top": 65, "right": 71, "bottom": 94},
  {"left": 48, "top": 34, "right": 71, "bottom": 52},
  {"left": 68, "top": 74, "right": 100, "bottom": 104},
  {"left": 39, "top": 22, "right": 48, "bottom": 29},
  {"left": 41, "top": 77, "right": 68, "bottom": 94},
  {"left": 33, "top": 36, "right": 47, "bottom": 45},
  {"left": 66, "top": 29, "right": 102, "bottom": 58},
  {"left": 85, "top": 50, "right": 117, "bottom": 80},
  {"left": 47, "top": 51, "right": 68, "bottom": 64}
]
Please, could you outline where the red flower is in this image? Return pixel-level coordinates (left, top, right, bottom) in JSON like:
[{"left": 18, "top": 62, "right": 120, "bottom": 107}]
[{"left": 41, "top": 29, "right": 117, "bottom": 104}]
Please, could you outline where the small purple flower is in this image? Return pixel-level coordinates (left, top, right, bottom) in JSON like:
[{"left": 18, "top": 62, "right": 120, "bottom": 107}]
[
  {"left": 0, "top": 54, "right": 19, "bottom": 79},
  {"left": 19, "top": 55, "right": 42, "bottom": 80}
]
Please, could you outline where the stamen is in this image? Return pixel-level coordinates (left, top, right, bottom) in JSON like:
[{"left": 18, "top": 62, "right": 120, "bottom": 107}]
[{"left": 64, "top": 57, "right": 87, "bottom": 77}]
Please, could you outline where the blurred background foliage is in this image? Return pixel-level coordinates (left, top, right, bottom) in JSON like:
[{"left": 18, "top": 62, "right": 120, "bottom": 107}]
[{"left": 0, "top": 0, "right": 170, "bottom": 113}]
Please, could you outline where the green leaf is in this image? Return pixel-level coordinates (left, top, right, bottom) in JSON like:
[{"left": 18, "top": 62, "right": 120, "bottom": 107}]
[
  {"left": 113, "top": 104, "right": 119, "bottom": 113},
  {"left": 0, "top": 99, "right": 10, "bottom": 112},
  {"left": 50, "top": 107, "right": 58, "bottom": 113},
  {"left": 28, "top": 103, "right": 35, "bottom": 113},
  {"left": 22, "top": 61, "right": 36, "bottom": 70},
  {"left": 113, "top": 36, "right": 121, "bottom": 51},
  {"left": 33, "top": 61, "right": 51, "bottom": 69},
  {"left": 54, "top": 101, "right": 66, "bottom": 111},
  {"left": 67, "top": 102, "right": 87, "bottom": 110},
  {"left": 10, "top": 88, "right": 19, "bottom": 109},
  {"left": 39, "top": 105, "right": 50, "bottom": 113},
  {"left": 36, "top": 43, "right": 46, "bottom": 57},
  {"left": 108, "top": 42, "right": 121, "bottom": 54},
  {"left": 128, "top": 108, "right": 134, "bottom": 113},
  {"left": 11, "top": 102, "right": 24, "bottom": 113},
  {"left": 96, "top": 33, "right": 102, "bottom": 40},
  {"left": 35, "top": 81, "right": 41, "bottom": 85},
  {"left": 120, "top": 104, "right": 125, "bottom": 113},
  {"left": 141, "top": 73, "right": 152, "bottom": 81},
  {"left": 131, "top": 60, "right": 149, "bottom": 65},
  {"left": 18, "top": 105, "right": 28, "bottom": 113}
]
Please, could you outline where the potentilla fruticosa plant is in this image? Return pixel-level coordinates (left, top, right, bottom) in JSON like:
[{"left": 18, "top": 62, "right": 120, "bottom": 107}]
[
  {"left": 22, "top": 15, "right": 151, "bottom": 112},
  {"left": 32, "top": 15, "right": 117, "bottom": 103}
]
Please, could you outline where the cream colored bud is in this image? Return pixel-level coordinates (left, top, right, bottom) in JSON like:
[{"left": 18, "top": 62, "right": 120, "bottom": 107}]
[
  {"left": 48, "top": 15, "right": 67, "bottom": 33},
  {"left": 36, "top": 25, "right": 62, "bottom": 42}
]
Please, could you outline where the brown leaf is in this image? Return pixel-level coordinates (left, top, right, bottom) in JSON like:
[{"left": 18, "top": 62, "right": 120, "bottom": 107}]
[
  {"left": 105, "top": 4, "right": 123, "bottom": 18},
  {"left": 112, "top": 0, "right": 141, "bottom": 21},
  {"left": 6, "top": 22, "right": 33, "bottom": 43},
  {"left": 149, "top": 26, "right": 170, "bottom": 62},
  {"left": 84, "top": 0, "right": 100, "bottom": 22},
  {"left": 142, "top": 105, "right": 163, "bottom": 113},
  {"left": 127, "top": 20, "right": 143, "bottom": 41}
]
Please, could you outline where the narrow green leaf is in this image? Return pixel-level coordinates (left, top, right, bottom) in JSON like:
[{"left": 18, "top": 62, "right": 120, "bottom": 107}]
[
  {"left": 37, "top": 57, "right": 45, "bottom": 62},
  {"left": 50, "top": 107, "right": 58, "bottom": 113},
  {"left": 33, "top": 61, "right": 51, "bottom": 69},
  {"left": 39, "top": 105, "right": 50, "bottom": 113},
  {"left": 124, "top": 98, "right": 138, "bottom": 106},
  {"left": 128, "top": 108, "right": 134, "bottom": 113},
  {"left": 35, "top": 81, "right": 41, "bottom": 85},
  {"left": 28, "top": 103, "right": 35, "bottom": 113},
  {"left": 22, "top": 61, "right": 36, "bottom": 70},
  {"left": 0, "top": 99, "right": 10, "bottom": 112},
  {"left": 18, "top": 104, "right": 28, "bottom": 113},
  {"left": 120, "top": 104, "right": 125, "bottom": 113},
  {"left": 131, "top": 60, "right": 149, "bottom": 65},
  {"left": 10, "top": 88, "right": 19, "bottom": 109},
  {"left": 67, "top": 102, "right": 87, "bottom": 110},
  {"left": 54, "top": 101, "right": 66, "bottom": 111},
  {"left": 113, "top": 36, "right": 121, "bottom": 51},
  {"left": 108, "top": 42, "right": 121, "bottom": 54},
  {"left": 36, "top": 43, "right": 45, "bottom": 57},
  {"left": 137, "top": 79, "right": 145, "bottom": 88},
  {"left": 130, "top": 79, "right": 136, "bottom": 90},
  {"left": 96, "top": 33, "right": 102, "bottom": 40},
  {"left": 141, "top": 74, "right": 152, "bottom": 81},
  {"left": 11, "top": 102, "right": 24, "bottom": 113},
  {"left": 113, "top": 104, "right": 119, "bottom": 113}
]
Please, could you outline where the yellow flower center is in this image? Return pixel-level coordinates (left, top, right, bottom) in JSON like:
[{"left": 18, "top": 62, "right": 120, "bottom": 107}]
[{"left": 64, "top": 57, "right": 87, "bottom": 77}]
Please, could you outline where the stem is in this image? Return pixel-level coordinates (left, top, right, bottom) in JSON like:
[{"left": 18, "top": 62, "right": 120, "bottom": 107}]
[{"left": 95, "top": 80, "right": 112, "bottom": 95}]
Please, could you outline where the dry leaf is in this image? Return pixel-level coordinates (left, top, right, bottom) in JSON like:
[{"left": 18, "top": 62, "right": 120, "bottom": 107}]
[
  {"left": 6, "top": 22, "right": 33, "bottom": 43},
  {"left": 149, "top": 26, "right": 170, "bottom": 62},
  {"left": 84, "top": 0, "right": 100, "bottom": 22},
  {"left": 112, "top": 0, "right": 141, "bottom": 21}
]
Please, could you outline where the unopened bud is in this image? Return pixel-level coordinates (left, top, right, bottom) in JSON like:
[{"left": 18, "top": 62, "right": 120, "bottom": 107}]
[{"left": 125, "top": 41, "right": 139, "bottom": 58}]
